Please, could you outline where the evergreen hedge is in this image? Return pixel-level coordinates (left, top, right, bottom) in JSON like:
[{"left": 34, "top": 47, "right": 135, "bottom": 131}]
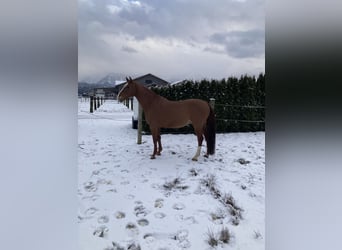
[{"left": 142, "top": 73, "right": 265, "bottom": 133}]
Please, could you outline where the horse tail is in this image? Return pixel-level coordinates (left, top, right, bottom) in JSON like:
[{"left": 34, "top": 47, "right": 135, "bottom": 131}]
[{"left": 204, "top": 104, "right": 216, "bottom": 155}]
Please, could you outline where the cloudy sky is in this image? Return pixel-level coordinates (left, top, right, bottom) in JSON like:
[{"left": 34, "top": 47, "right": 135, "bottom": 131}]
[{"left": 78, "top": 0, "right": 264, "bottom": 82}]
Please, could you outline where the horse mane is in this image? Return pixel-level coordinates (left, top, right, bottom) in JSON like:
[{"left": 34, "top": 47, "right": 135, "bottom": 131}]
[{"left": 134, "top": 82, "right": 166, "bottom": 109}]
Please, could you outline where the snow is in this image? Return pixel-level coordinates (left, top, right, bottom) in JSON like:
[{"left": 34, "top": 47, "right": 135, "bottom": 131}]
[{"left": 78, "top": 99, "right": 265, "bottom": 250}]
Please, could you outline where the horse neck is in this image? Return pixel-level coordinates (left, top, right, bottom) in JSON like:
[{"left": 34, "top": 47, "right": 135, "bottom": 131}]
[{"left": 134, "top": 83, "right": 160, "bottom": 110}]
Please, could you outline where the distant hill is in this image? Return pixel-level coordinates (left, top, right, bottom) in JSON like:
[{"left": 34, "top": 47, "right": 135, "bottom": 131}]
[
  {"left": 78, "top": 73, "right": 126, "bottom": 96},
  {"left": 96, "top": 73, "right": 126, "bottom": 85}
]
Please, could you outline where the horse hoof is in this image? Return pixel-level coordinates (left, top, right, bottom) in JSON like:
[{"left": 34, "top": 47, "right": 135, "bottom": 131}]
[
  {"left": 150, "top": 155, "right": 156, "bottom": 159},
  {"left": 204, "top": 154, "right": 209, "bottom": 158},
  {"left": 192, "top": 158, "right": 198, "bottom": 161}
]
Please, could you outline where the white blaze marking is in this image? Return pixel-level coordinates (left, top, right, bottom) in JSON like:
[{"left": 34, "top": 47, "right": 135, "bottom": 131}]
[{"left": 118, "top": 83, "right": 128, "bottom": 99}]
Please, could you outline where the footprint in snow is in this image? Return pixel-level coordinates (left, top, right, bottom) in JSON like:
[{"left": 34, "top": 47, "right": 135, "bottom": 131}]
[
  {"left": 125, "top": 222, "right": 139, "bottom": 236},
  {"left": 175, "top": 215, "right": 197, "bottom": 225},
  {"left": 93, "top": 225, "right": 108, "bottom": 238},
  {"left": 91, "top": 170, "right": 101, "bottom": 176},
  {"left": 154, "top": 198, "right": 164, "bottom": 208},
  {"left": 137, "top": 218, "right": 149, "bottom": 226},
  {"left": 178, "top": 239, "right": 191, "bottom": 249},
  {"left": 134, "top": 204, "right": 150, "bottom": 217},
  {"left": 97, "top": 215, "right": 109, "bottom": 224},
  {"left": 83, "top": 181, "right": 97, "bottom": 192},
  {"left": 115, "top": 211, "right": 125, "bottom": 219},
  {"left": 127, "top": 243, "right": 141, "bottom": 250},
  {"left": 81, "top": 194, "right": 100, "bottom": 201},
  {"left": 106, "top": 188, "right": 117, "bottom": 193},
  {"left": 172, "top": 203, "right": 185, "bottom": 210},
  {"left": 84, "top": 207, "right": 98, "bottom": 217},
  {"left": 169, "top": 230, "right": 191, "bottom": 248},
  {"left": 120, "top": 180, "right": 130, "bottom": 185},
  {"left": 97, "top": 179, "right": 112, "bottom": 185},
  {"left": 127, "top": 194, "right": 135, "bottom": 200},
  {"left": 154, "top": 212, "right": 166, "bottom": 219}
]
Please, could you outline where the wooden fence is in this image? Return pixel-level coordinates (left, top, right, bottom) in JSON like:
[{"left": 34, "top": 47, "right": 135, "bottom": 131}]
[{"left": 89, "top": 96, "right": 105, "bottom": 113}]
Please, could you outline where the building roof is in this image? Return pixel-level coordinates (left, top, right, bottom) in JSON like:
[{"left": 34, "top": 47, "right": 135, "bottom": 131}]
[
  {"left": 116, "top": 73, "right": 169, "bottom": 87},
  {"left": 170, "top": 80, "right": 187, "bottom": 86}
]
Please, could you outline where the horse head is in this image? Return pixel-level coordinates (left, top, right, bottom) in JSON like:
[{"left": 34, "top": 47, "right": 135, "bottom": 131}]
[{"left": 118, "top": 76, "right": 136, "bottom": 102}]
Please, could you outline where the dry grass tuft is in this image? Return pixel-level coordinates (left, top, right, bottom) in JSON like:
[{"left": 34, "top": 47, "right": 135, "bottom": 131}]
[
  {"left": 163, "top": 177, "right": 189, "bottom": 191},
  {"left": 206, "top": 227, "right": 233, "bottom": 247},
  {"left": 201, "top": 174, "right": 217, "bottom": 187},
  {"left": 219, "top": 227, "right": 232, "bottom": 244},
  {"left": 206, "top": 230, "right": 219, "bottom": 247},
  {"left": 222, "top": 193, "right": 244, "bottom": 221}
]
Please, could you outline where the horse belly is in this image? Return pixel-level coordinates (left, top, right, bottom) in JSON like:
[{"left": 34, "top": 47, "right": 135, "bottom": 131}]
[
  {"left": 158, "top": 110, "right": 190, "bottom": 128},
  {"left": 163, "top": 118, "right": 190, "bottom": 128}
]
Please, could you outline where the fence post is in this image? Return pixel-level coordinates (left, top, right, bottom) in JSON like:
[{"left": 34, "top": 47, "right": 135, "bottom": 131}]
[
  {"left": 209, "top": 98, "right": 215, "bottom": 110},
  {"left": 97, "top": 96, "right": 100, "bottom": 108},
  {"left": 137, "top": 103, "right": 143, "bottom": 144},
  {"left": 90, "top": 96, "right": 94, "bottom": 113},
  {"left": 94, "top": 96, "right": 97, "bottom": 110},
  {"left": 130, "top": 97, "right": 133, "bottom": 111}
]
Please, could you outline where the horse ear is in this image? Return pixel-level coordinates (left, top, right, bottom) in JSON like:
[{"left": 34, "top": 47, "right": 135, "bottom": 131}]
[
  {"left": 126, "top": 77, "right": 129, "bottom": 82},
  {"left": 129, "top": 77, "right": 133, "bottom": 81}
]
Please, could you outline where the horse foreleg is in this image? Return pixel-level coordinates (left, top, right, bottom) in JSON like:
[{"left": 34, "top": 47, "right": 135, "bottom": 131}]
[
  {"left": 192, "top": 130, "right": 204, "bottom": 161},
  {"left": 157, "top": 131, "right": 162, "bottom": 155}
]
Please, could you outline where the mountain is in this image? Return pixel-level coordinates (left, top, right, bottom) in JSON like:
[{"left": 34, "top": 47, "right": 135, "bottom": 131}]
[
  {"left": 96, "top": 73, "right": 126, "bottom": 85},
  {"left": 78, "top": 73, "right": 126, "bottom": 96}
]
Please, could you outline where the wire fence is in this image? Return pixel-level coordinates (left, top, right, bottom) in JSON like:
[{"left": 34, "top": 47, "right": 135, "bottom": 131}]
[
  {"left": 139, "top": 99, "right": 265, "bottom": 136},
  {"left": 79, "top": 96, "right": 265, "bottom": 141},
  {"left": 214, "top": 104, "right": 265, "bottom": 124}
]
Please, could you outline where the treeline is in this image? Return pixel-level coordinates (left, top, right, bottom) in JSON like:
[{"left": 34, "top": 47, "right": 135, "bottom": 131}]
[{"left": 142, "top": 73, "right": 265, "bottom": 133}]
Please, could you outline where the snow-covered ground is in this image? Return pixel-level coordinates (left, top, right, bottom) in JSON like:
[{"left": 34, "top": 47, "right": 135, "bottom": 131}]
[{"left": 78, "top": 99, "right": 265, "bottom": 250}]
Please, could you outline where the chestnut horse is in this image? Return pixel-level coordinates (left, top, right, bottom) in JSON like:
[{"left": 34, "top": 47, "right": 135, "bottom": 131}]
[{"left": 118, "top": 77, "right": 215, "bottom": 161}]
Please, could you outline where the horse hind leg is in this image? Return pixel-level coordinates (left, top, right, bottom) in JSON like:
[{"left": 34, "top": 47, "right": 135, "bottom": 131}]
[
  {"left": 192, "top": 129, "right": 204, "bottom": 161},
  {"left": 150, "top": 128, "right": 159, "bottom": 159},
  {"left": 203, "top": 133, "right": 209, "bottom": 158}
]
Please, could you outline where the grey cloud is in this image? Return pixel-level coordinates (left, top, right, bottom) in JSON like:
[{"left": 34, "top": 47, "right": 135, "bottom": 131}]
[
  {"left": 210, "top": 29, "right": 265, "bottom": 58},
  {"left": 79, "top": 0, "right": 264, "bottom": 41},
  {"left": 122, "top": 45, "right": 138, "bottom": 53},
  {"left": 78, "top": 0, "right": 265, "bottom": 80},
  {"left": 203, "top": 46, "right": 225, "bottom": 54}
]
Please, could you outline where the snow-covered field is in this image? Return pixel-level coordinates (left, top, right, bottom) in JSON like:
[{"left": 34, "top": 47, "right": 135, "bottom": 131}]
[{"left": 78, "top": 99, "right": 265, "bottom": 250}]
